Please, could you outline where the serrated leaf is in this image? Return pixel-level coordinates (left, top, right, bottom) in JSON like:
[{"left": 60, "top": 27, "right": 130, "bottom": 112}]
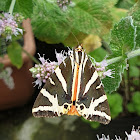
[
  {"left": 7, "top": 42, "right": 23, "bottom": 69},
  {"left": 103, "top": 16, "right": 137, "bottom": 93},
  {"left": 102, "top": 60, "right": 123, "bottom": 93},
  {"left": 109, "top": 16, "right": 136, "bottom": 57},
  {"left": 5, "top": 0, "right": 33, "bottom": 18},
  {"left": 31, "top": 0, "right": 71, "bottom": 44},
  {"left": 32, "top": 0, "right": 113, "bottom": 45},
  {"left": 69, "top": 0, "right": 112, "bottom": 35},
  {"left": 128, "top": 1, "right": 140, "bottom": 48}
]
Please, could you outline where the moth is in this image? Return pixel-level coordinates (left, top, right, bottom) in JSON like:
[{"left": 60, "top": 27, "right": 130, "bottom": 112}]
[{"left": 32, "top": 45, "right": 111, "bottom": 124}]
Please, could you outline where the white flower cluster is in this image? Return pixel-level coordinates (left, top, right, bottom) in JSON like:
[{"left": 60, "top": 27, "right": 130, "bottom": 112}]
[
  {"left": 95, "top": 60, "right": 114, "bottom": 79},
  {"left": 97, "top": 126, "right": 140, "bottom": 140},
  {"left": 0, "top": 12, "right": 23, "bottom": 41},
  {"left": 30, "top": 51, "right": 68, "bottom": 88}
]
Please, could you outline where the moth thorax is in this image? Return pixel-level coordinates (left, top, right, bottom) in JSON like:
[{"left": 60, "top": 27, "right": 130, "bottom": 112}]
[{"left": 75, "top": 45, "right": 83, "bottom": 52}]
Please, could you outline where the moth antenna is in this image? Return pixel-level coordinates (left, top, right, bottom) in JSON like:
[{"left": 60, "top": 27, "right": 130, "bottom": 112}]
[{"left": 71, "top": 31, "right": 80, "bottom": 46}]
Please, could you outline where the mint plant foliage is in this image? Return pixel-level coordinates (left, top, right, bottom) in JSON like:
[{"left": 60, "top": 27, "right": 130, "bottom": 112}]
[
  {"left": 31, "top": 0, "right": 112, "bottom": 45},
  {"left": 7, "top": 41, "right": 23, "bottom": 69},
  {"left": 102, "top": 16, "right": 137, "bottom": 93},
  {"left": 128, "top": 1, "right": 140, "bottom": 48},
  {"left": 94, "top": 1, "right": 140, "bottom": 93},
  {"left": 0, "top": 0, "right": 33, "bottom": 18},
  {"left": 127, "top": 92, "right": 140, "bottom": 115},
  {"left": 107, "top": 93, "right": 123, "bottom": 119}
]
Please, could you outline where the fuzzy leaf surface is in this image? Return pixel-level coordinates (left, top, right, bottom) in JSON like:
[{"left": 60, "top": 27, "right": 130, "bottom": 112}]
[
  {"left": 109, "top": 16, "right": 136, "bottom": 57},
  {"left": 4, "top": 0, "right": 33, "bottom": 18},
  {"left": 32, "top": 0, "right": 113, "bottom": 45},
  {"left": 102, "top": 16, "right": 136, "bottom": 93},
  {"left": 31, "top": 0, "right": 71, "bottom": 44},
  {"left": 128, "top": 1, "right": 140, "bottom": 48},
  {"left": 7, "top": 42, "right": 23, "bottom": 69}
]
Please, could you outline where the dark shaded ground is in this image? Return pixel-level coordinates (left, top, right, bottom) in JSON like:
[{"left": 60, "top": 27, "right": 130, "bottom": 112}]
[
  {"left": 0, "top": 101, "right": 140, "bottom": 140},
  {"left": 0, "top": 39, "right": 139, "bottom": 140}
]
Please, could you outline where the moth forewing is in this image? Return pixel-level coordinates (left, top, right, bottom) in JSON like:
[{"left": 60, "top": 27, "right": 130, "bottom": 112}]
[
  {"left": 32, "top": 45, "right": 111, "bottom": 124},
  {"left": 75, "top": 52, "right": 111, "bottom": 124},
  {"left": 32, "top": 56, "right": 73, "bottom": 117}
]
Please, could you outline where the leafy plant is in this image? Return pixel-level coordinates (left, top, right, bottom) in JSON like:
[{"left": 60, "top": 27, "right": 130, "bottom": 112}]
[
  {"left": 107, "top": 93, "right": 123, "bottom": 119},
  {"left": 127, "top": 91, "right": 140, "bottom": 115},
  {"left": 31, "top": 0, "right": 113, "bottom": 46},
  {"left": 0, "top": 0, "right": 33, "bottom": 18}
]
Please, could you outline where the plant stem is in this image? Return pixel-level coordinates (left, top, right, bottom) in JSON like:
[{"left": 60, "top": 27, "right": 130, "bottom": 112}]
[
  {"left": 107, "top": 48, "right": 140, "bottom": 65},
  {"left": 107, "top": 56, "right": 122, "bottom": 65},
  {"left": 127, "top": 48, "right": 140, "bottom": 59},
  {"left": 9, "top": 0, "right": 16, "bottom": 15},
  {"left": 22, "top": 48, "right": 40, "bottom": 64}
]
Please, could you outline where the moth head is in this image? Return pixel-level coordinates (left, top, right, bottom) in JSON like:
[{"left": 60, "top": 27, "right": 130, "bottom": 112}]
[{"left": 75, "top": 45, "right": 83, "bottom": 52}]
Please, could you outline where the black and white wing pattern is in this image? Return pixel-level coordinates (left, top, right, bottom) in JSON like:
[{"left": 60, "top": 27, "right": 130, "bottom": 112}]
[
  {"left": 32, "top": 45, "right": 111, "bottom": 125},
  {"left": 32, "top": 55, "right": 73, "bottom": 117},
  {"left": 74, "top": 49, "right": 111, "bottom": 124}
]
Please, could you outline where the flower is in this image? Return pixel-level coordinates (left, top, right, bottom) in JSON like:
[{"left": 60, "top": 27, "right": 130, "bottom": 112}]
[
  {"left": 97, "top": 134, "right": 110, "bottom": 140},
  {"left": 0, "top": 12, "right": 23, "bottom": 41},
  {"left": 55, "top": 50, "right": 67, "bottom": 65},
  {"left": 125, "top": 126, "right": 140, "bottom": 140},
  {"left": 30, "top": 51, "right": 68, "bottom": 88},
  {"left": 30, "top": 54, "right": 57, "bottom": 88},
  {"left": 97, "top": 126, "right": 140, "bottom": 140},
  {"left": 97, "top": 135, "right": 122, "bottom": 140},
  {"left": 95, "top": 60, "right": 114, "bottom": 79}
]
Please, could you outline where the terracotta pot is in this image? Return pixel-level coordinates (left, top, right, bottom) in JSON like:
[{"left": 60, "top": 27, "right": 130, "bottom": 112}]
[{"left": 0, "top": 19, "right": 36, "bottom": 110}]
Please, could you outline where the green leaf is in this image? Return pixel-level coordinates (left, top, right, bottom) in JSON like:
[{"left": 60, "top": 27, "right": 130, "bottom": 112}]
[
  {"left": 128, "top": 1, "right": 140, "bottom": 48},
  {"left": 103, "top": 16, "right": 137, "bottom": 93},
  {"left": 127, "top": 103, "right": 135, "bottom": 112},
  {"left": 90, "top": 122, "right": 100, "bottom": 129},
  {"left": 109, "top": 16, "right": 136, "bottom": 57},
  {"left": 32, "top": 0, "right": 113, "bottom": 45},
  {"left": 89, "top": 47, "right": 107, "bottom": 62},
  {"left": 31, "top": 0, "right": 71, "bottom": 44},
  {"left": 5, "top": 0, "right": 33, "bottom": 18},
  {"left": 107, "top": 93, "right": 123, "bottom": 119},
  {"left": 116, "top": 0, "right": 135, "bottom": 9},
  {"left": 68, "top": 0, "right": 112, "bottom": 35},
  {"left": 132, "top": 91, "right": 140, "bottom": 105},
  {"left": 129, "top": 56, "right": 140, "bottom": 77},
  {"left": 127, "top": 91, "right": 140, "bottom": 115},
  {"left": 69, "top": 1, "right": 112, "bottom": 34},
  {"left": 102, "top": 60, "right": 123, "bottom": 93},
  {"left": 7, "top": 42, "right": 23, "bottom": 69},
  {"left": 0, "top": 0, "right": 9, "bottom": 11}
]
